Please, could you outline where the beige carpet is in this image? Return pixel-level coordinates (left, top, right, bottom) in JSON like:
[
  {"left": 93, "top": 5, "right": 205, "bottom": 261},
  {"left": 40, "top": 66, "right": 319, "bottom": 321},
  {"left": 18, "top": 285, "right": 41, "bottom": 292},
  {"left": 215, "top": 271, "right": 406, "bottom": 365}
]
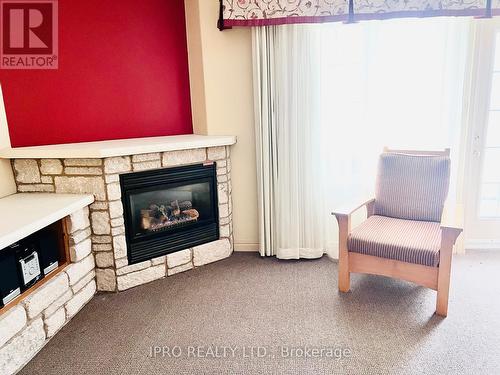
[{"left": 20, "top": 251, "right": 500, "bottom": 375}]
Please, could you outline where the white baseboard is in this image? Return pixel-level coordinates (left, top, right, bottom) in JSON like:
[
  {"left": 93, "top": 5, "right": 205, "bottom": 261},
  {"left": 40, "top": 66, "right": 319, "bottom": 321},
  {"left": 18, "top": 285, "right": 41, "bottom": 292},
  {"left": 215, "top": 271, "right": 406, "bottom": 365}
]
[
  {"left": 465, "top": 239, "right": 500, "bottom": 250},
  {"left": 234, "top": 242, "right": 259, "bottom": 252}
]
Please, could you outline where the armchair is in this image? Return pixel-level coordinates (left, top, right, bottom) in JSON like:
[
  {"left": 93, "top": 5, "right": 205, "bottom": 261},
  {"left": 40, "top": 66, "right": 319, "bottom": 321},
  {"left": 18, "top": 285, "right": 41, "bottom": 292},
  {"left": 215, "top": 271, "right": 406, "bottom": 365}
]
[{"left": 332, "top": 148, "right": 462, "bottom": 317}]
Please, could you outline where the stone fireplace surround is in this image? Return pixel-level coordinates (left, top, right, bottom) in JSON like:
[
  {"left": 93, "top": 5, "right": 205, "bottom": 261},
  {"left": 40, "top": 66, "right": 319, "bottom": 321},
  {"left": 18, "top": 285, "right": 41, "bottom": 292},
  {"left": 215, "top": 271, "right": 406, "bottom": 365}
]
[
  {"left": 0, "top": 136, "right": 236, "bottom": 373},
  {"left": 8, "top": 139, "right": 236, "bottom": 293}
]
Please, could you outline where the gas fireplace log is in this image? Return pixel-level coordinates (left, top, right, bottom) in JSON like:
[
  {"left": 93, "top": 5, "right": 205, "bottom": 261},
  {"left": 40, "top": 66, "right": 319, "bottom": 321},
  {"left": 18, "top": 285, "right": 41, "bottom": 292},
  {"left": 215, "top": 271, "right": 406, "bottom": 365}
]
[{"left": 140, "top": 204, "right": 200, "bottom": 231}]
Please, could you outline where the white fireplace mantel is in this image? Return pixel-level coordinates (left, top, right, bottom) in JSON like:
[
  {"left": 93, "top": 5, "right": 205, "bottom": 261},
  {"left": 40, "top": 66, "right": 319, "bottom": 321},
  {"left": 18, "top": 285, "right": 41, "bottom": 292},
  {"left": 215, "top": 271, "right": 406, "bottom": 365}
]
[{"left": 0, "top": 134, "right": 237, "bottom": 159}]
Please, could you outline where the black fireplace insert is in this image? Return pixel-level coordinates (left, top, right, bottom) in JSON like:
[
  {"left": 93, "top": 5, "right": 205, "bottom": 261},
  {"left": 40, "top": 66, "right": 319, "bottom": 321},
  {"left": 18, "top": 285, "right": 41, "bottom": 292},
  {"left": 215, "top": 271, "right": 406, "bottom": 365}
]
[{"left": 120, "top": 163, "right": 219, "bottom": 264}]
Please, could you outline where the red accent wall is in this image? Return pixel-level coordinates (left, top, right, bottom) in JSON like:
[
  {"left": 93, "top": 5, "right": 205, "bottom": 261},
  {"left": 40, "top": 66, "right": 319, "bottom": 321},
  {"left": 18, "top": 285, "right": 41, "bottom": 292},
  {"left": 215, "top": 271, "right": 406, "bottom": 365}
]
[{"left": 1, "top": 0, "right": 193, "bottom": 147}]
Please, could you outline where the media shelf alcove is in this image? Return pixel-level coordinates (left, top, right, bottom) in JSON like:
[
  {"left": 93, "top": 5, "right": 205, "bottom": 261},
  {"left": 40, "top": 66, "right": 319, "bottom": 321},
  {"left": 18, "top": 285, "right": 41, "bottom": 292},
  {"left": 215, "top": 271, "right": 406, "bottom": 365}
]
[
  {"left": 0, "top": 220, "right": 70, "bottom": 314},
  {"left": 120, "top": 163, "right": 220, "bottom": 264},
  {"left": 0, "top": 193, "right": 94, "bottom": 321}
]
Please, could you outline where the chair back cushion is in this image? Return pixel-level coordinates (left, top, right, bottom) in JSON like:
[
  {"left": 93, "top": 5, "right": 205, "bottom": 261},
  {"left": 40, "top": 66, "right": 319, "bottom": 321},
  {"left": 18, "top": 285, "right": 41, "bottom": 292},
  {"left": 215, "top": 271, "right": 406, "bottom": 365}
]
[{"left": 374, "top": 153, "right": 451, "bottom": 222}]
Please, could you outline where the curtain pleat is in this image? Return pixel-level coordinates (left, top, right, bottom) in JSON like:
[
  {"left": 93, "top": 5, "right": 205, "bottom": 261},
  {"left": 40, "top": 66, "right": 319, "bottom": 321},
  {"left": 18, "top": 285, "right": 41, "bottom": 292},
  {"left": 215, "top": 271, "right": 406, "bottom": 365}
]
[{"left": 253, "top": 27, "right": 277, "bottom": 256}]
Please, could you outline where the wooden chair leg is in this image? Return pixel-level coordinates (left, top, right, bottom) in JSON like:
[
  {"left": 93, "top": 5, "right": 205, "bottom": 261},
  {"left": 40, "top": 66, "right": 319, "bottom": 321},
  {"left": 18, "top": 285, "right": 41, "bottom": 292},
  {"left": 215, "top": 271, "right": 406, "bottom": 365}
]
[
  {"left": 436, "top": 279, "right": 450, "bottom": 317},
  {"left": 336, "top": 214, "right": 351, "bottom": 293},
  {"left": 339, "top": 252, "right": 350, "bottom": 292},
  {"left": 436, "top": 231, "right": 456, "bottom": 317}
]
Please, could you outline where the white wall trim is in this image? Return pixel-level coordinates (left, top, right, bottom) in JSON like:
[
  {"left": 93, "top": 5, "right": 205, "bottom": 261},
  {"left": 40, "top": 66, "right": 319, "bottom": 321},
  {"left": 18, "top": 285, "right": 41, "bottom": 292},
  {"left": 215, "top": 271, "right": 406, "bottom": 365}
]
[
  {"left": 465, "top": 239, "right": 500, "bottom": 250},
  {"left": 230, "top": 244, "right": 469, "bottom": 258},
  {"left": 234, "top": 242, "right": 259, "bottom": 252},
  {"left": 0, "top": 84, "right": 16, "bottom": 199}
]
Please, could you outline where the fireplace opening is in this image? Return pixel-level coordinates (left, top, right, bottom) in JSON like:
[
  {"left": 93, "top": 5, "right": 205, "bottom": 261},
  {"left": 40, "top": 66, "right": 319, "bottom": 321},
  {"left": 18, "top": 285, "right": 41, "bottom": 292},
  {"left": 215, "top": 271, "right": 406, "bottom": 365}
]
[{"left": 120, "top": 163, "right": 219, "bottom": 264}]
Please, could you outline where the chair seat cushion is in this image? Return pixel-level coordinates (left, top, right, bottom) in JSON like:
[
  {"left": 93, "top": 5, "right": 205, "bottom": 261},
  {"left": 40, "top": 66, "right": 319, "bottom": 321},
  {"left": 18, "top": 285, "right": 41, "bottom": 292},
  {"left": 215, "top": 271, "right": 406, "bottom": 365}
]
[{"left": 347, "top": 215, "right": 442, "bottom": 267}]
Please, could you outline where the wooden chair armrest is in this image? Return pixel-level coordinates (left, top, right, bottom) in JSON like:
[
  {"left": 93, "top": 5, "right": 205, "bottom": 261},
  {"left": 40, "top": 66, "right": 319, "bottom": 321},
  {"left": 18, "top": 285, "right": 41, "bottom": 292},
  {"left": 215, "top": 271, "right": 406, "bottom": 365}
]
[
  {"left": 332, "top": 198, "right": 376, "bottom": 218},
  {"left": 440, "top": 225, "right": 463, "bottom": 246}
]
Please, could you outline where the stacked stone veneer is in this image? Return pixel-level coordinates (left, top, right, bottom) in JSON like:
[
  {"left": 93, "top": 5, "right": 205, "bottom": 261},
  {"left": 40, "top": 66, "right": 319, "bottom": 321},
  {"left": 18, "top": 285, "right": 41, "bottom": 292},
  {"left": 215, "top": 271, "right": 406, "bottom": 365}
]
[
  {"left": 0, "top": 207, "right": 95, "bottom": 374},
  {"left": 11, "top": 146, "right": 234, "bottom": 293}
]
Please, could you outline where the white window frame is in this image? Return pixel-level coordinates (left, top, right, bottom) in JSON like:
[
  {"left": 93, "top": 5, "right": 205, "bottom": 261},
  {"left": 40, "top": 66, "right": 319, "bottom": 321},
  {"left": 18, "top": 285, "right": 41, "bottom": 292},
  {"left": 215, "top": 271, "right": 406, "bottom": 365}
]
[{"left": 464, "top": 18, "right": 500, "bottom": 249}]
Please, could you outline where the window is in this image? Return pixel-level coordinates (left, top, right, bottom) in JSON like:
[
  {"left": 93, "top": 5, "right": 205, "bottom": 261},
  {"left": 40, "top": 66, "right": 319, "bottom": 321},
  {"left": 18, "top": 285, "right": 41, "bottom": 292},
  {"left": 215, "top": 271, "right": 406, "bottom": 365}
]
[
  {"left": 318, "top": 18, "right": 470, "bottom": 202},
  {"left": 479, "top": 31, "right": 500, "bottom": 218}
]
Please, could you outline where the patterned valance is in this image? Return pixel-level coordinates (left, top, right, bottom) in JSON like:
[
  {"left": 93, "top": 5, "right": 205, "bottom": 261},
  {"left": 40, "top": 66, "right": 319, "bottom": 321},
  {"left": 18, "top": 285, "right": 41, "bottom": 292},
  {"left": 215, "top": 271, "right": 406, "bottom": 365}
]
[{"left": 219, "top": 0, "right": 499, "bottom": 29}]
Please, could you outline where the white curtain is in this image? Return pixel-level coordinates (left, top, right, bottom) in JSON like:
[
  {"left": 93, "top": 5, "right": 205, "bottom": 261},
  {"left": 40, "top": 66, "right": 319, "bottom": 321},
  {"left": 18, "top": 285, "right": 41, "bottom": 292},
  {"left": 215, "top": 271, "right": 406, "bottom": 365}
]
[
  {"left": 253, "top": 18, "right": 471, "bottom": 259},
  {"left": 253, "top": 25, "right": 329, "bottom": 259}
]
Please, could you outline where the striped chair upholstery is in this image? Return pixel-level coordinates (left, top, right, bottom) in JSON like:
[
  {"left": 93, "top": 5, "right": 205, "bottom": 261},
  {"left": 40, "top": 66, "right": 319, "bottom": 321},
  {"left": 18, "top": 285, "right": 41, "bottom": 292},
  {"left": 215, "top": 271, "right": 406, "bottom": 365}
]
[
  {"left": 347, "top": 215, "right": 441, "bottom": 267},
  {"left": 374, "top": 153, "right": 451, "bottom": 222}
]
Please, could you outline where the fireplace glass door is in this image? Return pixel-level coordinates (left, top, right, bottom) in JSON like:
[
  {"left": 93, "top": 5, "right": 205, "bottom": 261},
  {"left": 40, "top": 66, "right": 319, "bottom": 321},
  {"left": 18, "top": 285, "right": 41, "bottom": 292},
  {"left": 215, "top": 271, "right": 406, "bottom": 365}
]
[
  {"left": 129, "top": 181, "right": 214, "bottom": 239},
  {"left": 120, "top": 163, "right": 219, "bottom": 264}
]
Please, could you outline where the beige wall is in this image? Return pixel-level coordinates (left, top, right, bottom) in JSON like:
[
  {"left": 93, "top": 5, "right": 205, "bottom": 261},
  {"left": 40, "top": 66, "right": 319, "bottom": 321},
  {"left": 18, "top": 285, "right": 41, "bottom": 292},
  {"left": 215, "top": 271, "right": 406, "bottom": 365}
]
[
  {"left": 185, "top": 0, "right": 258, "bottom": 251},
  {"left": 0, "top": 85, "right": 16, "bottom": 198}
]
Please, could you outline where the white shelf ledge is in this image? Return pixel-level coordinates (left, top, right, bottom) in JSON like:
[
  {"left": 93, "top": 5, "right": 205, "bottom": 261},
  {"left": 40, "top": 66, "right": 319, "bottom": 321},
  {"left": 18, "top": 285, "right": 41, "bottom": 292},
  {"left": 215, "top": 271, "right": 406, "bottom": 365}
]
[
  {"left": 0, "top": 193, "right": 94, "bottom": 249},
  {"left": 0, "top": 134, "right": 237, "bottom": 159}
]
